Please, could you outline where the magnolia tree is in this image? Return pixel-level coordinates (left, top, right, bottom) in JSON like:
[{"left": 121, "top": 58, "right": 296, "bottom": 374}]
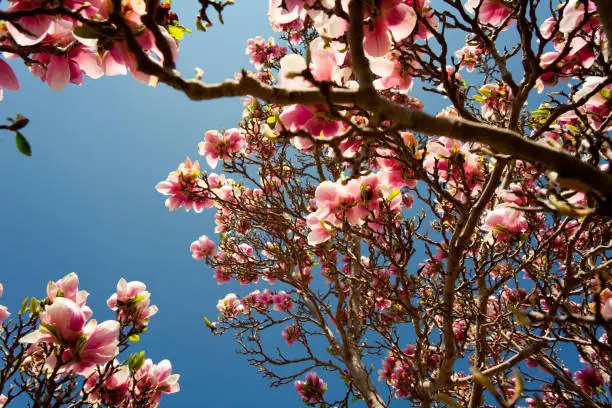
[{"left": 1, "top": 0, "right": 612, "bottom": 407}]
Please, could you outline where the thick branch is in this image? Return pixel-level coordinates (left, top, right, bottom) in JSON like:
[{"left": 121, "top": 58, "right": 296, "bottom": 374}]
[
  {"left": 111, "top": 6, "right": 612, "bottom": 201},
  {"left": 347, "top": 0, "right": 376, "bottom": 94}
]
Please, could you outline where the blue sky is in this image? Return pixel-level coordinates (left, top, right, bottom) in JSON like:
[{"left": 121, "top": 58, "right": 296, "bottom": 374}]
[{"left": 0, "top": 2, "right": 308, "bottom": 407}]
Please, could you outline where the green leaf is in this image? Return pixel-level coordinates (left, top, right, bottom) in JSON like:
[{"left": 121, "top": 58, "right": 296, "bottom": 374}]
[
  {"left": 386, "top": 189, "right": 401, "bottom": 203},
  {"left": 168, "top": 25, "right": 184, "bottom": 40},
  {"left": 128, "top": 351, "right": 146, "bottom": 371},
  {"left": 28, "top": 298, "right": 38, "bottom": 314},
  {"left": 479, "top": 88, "right": 492, "bottom": 97},
  {"left": 127, "top": 294, "right": 146, "bottom": 304},
  {"left": 167, "top": 24, "right": 192, "bottom": 41},
  {"left": 40, "top": 323, "right": 61, "bottom": 341},
  {"left": 15, "top": 132, "right": 31, "bottom": 156},
  {"left": 128, "top": 334, "right": 140, "bottom": 342},
  {"left": 19, "top": 298, "right": 29, "bottom": 315},
  {"left": 75, "top": 333, "right": 87, "bottom": 352}
]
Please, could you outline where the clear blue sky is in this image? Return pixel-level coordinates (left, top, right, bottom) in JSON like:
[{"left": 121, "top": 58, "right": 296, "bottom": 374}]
[{"left": 0, "top": 2, "right": 308, "bottom": 407}]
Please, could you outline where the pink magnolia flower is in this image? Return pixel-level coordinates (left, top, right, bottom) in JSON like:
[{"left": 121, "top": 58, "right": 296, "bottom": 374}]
[
  {"left": 213, "top": 266, "right": 232, "bottom": 285},
  {"left": 272, "top": 291, "right": 294, "bottom": 312},
  {"left": 306, "top": 212, "right": 338, "bottom": 245},
  {"left": 20, "top": 296, "right": 119, "bottom": 374},
  {"left": 476, "top": 83, "right": 512, "bottom": 119},
  {"left": 20, "top": 297, "right": 87, "bottom": 345},
  {"left": 278, "top": 53, "right": 310, "bottom": 89},
  {"left": 245, "top": 36, "right": 287, "bottom": 69},
  {"left": 308, "top": 38, "right": 350, "bottom": 84},
  {"left": 0, "top": 394, "right": 6, "bottom": 408},
  {"left": 294, "top": 372, "right": 327, "bottom": 404},
  {"left": 574, "top": 365, "right": 604, "bottom": 395},
  {"left": 558, "top": 0, "right": 598, "bottom": 36},
  {"left": 278, "top": 25, "right": 350, "bottom": 88},
  {"left": 282, "top": 324, "right": 301, "bottom": 345},
  {"left": 408, "top": 0, "right": 437, "bottom": 40},
  {"left": 268, "top": 0, "right": 310, "bottom": 26},
  {"left": 465, "top": 0, "right": 513, "bottom": 26},
  {"left": 0, "top": 306, "right": 9, "bottom": 324},
  {"left": 5, "top": 1, "right": 54, "bottom": 46},
  {"left": 156, "top": 157, "right": 214, "bottom": 212},
  {"left": 279, "top": 104, "right": 345, "bottom": 151},
  {"left": 85, "top": 364, "right": 131, "bottom": 406},
  {"left": 242, "top": 289, "right": 274, "bottom": 313},
  {"left": 308, "top": 0, "right": 350, "bottom": 38},
  {"left": 135, "top": 359, "right": 180, "bottom": 405},
  {"left": 217, "top": 293, "right": 245, "bottom": 318},
  {"left": 498, "top": 183, "right": 530, "bottom": 206},
  {"left": 370, "top": 53, "right": 417, "bottom": 91},
  {"left": 455, "top": 44, "right": 482, "bottom": 72},
  {"left": 364, "top": 0, "right": 417, "bottom": 57},
  {"left": 571, "top": 76, "right": 612, "bottom": 130},
  {"left": 64, "top": 319, "right": 120, "bottom": 375},
  {"left": 483, "top": 205, "right": 529, "bottom": 240},
  {"left": 599, "top": 288, "right": 612, "bottom": 321},
  {"left": 190, "top": 235, "right": 217, "bottom": 260},
  {"left": 107, "top": 278, "right": 158, "bottom": 328},
  {"left": 47, "top": 272, "right": 91, "bottom": 313},
  {"left": 30, "top": 46, "right": 104, "bottom": 92},
  {"left": 342, "top": 174, "right": 382, "bottom": 225},
  {"left": 198, "top": 128, "right": 246, "bottom": 169},
  {"left": 107, "top": 278, "right": 146, "bottom": 308},
  {"left": 423, "top": 137, "right": 483, "bottom": 195},
  {"left": 377, "top": 133, "right": 419, "bottom": 189},
  {"left": 0, "top": 58, "right": 19, "bottom": 101}
]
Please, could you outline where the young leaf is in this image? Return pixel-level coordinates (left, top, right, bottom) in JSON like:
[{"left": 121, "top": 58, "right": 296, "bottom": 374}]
[
  {"left": 128, "top": 351, "right": 146, "bottom": 371},
  {"left": 15, "top": 132, "right": 31, "bottom": 156}
]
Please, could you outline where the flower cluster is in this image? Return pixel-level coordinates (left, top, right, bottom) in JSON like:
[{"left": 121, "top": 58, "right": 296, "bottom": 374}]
[
  {"left": 20, "top": 273, "right": 119, "bottom": 375},
  {"left": 107, "top": 278, "right": 158, "bottom": 333},
  {"left": 294, "top": 372, "right": 327, "bottom": 405},
  {"left": 0, "top": 0, "right": 180, "bottom": 101},
  {"left": 306, "top": 173, "right": 402, "bottom": 245},
  {"left": 0, "top": 273, "right": 179, "bottom": 407},
  {"left": 84, "top": 358, "right": 179, "bottom": 407},
  {"left": 245, "top": 36, "right": 287, "bottom": 69},
  {"left": 216, "top": 289, "right": 296, "bottom": 320}
]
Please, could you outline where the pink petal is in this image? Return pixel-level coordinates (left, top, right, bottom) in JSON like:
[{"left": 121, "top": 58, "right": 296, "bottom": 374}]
[
  {"left": 102, "top": 48, "right": 128, "bottom": 76},
  {"left": 72, "top": 49, "right": 104, "bottom": 79},
  {"left": 46, "top": 56, "right": 71, "bottom": 92},
  {"left": 0, "top": 59, "right": 19, "bottom": 91},
  {"left": 385, "top": 4, "right": 416, "bottom": 41},
  {"left": 363, "top": 20, "right": 391, "bottom": 57},
  {"left": 7, "top": 16, "right": 53, "bottom": 46}
]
